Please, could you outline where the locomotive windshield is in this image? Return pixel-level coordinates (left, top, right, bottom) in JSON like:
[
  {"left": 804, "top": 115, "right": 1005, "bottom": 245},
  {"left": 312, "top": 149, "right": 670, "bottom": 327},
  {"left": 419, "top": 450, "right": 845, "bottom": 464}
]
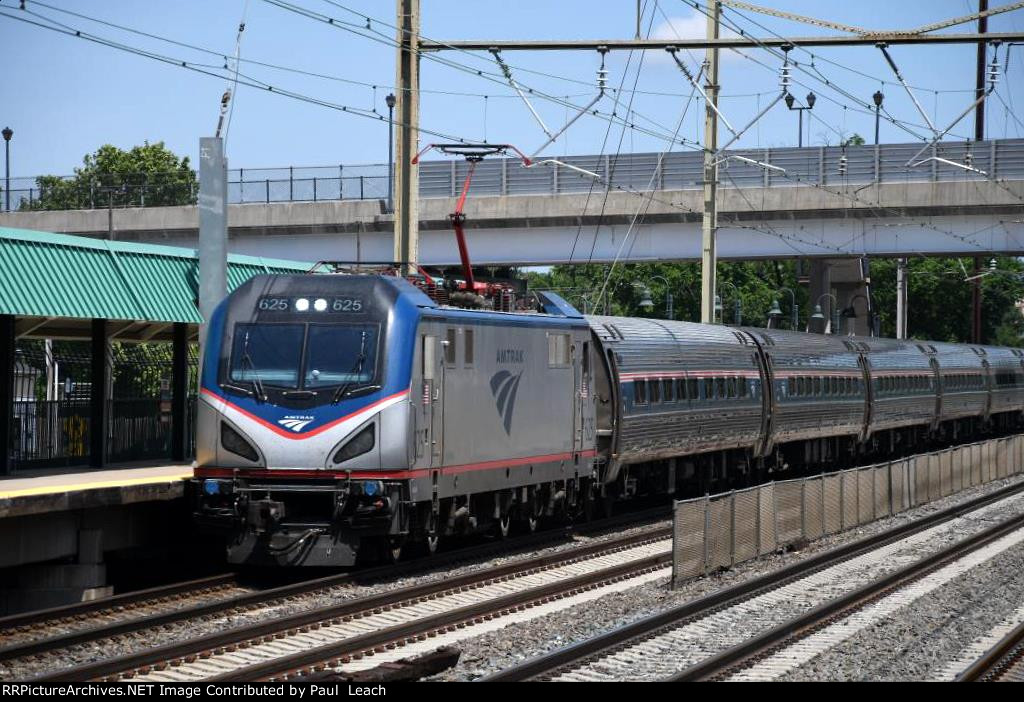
[{"left": 228, "top": 323, "right": 380, "bottom": 393}]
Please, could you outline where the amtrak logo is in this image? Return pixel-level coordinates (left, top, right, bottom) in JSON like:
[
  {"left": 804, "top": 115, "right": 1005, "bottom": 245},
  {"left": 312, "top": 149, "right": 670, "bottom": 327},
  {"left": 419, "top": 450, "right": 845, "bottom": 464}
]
[
  {"left": 278, "top": 415, "right": 315, "bottom": 433},
  {"left": 489, "top": 370, "right": 523, "bottom": 435}
]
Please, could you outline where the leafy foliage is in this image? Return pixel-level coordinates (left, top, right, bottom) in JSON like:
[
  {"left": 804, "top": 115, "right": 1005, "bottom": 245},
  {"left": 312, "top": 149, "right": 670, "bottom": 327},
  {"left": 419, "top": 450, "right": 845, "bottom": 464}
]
[
  {"left": 528, "top": 257, "right": 1024, "bottom": 345},
  {"left": 22, "top": 142, "right": 197, "bottom": 210}
]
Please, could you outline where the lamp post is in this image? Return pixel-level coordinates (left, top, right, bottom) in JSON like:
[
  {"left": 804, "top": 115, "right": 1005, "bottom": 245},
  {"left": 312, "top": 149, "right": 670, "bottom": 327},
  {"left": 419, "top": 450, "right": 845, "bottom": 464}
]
[
  {"left": 872, "top": 90, "right": 884, "bottom": 145},
  {"left": 385, "top": 93, "right": 396, "bottom": 213},
  {"left": 2, "top": 127, "right": 11, "bottom": 212},
  {"left": 633, "top": 283, "right": 655, "bottom": 316},
  {"left": 776, "top": 287, "right": 798, "bottom": 330},
  {"left": 784, "top": 92, "right": 816, "bottom": 148},
  {"left": 718, "top": 281, "right": 742, "bottom": 325},
  {"left": 811, "top": 293, "right": 839, "bottom": 334},
  {"left": 647, "top": 275, "right": 674, "bottom": 320}
]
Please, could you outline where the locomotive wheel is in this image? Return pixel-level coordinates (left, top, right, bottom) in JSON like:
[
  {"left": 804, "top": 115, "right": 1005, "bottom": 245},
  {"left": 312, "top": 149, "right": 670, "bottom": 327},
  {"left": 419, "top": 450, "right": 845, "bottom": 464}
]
[{"left": 387, "top": 537, "right": 404, "bottom": 563}]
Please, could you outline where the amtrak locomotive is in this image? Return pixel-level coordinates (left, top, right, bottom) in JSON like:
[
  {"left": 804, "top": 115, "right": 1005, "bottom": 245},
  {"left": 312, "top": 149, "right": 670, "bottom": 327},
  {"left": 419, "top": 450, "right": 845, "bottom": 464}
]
[{"left": 193, "top": 272, "right": 1024, "bottom": 566}]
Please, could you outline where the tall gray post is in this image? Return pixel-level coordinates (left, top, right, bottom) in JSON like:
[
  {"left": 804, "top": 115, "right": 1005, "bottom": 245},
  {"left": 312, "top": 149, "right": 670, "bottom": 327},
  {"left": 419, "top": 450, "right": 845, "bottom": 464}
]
[{"left": 198, "top": 137, "right": 228, "bottom": 353}]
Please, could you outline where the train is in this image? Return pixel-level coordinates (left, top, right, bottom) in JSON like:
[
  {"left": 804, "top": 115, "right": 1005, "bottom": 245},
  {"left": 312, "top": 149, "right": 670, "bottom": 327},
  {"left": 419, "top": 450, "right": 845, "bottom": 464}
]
[{"left": 192, "top": 271, "right": 1024, "bottom": 566}]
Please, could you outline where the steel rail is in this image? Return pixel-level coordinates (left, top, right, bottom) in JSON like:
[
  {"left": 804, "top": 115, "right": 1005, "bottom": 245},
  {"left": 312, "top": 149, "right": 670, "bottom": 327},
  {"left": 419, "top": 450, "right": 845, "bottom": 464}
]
[
  {"left": 482, "top": 478, "right": 1024, "bottom": 681},
  {"left": 34, "top": 523, "right": 672, "bottom": 681},
  {"left": 956, "top": 619, "right": 1024, "bottom": 681},
  {"left": 0, "top": 572, "right": 237, "bottom": 632},
  {"left": 670, "top": 511, "right": 1024, "bottom": 681},
  {"left": 1, "top": 506, "right": 667, "bottom": 664}
]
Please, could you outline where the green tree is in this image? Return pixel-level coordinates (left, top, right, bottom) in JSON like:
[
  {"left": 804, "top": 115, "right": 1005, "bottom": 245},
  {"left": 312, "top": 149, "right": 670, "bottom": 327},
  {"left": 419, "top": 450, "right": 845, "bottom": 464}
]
[
  {"left": 528, "top": 257, "right": 1024, "bottom": 346},
  {"left": 870, "top": 256, "right": 1024, "bottom": 344},
  {"left": 23, "top": 142, "right": 197, "bottom": 211},
  {"left": 841, "top": 133, "right": 866, "bottom": 147}
]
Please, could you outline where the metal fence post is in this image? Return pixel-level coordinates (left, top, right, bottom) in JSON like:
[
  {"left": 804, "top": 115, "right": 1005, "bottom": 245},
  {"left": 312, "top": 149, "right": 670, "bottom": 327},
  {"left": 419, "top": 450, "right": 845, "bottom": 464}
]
[
  {"left": 265, "top": 179, "right": 270, "bottom": 203},
  {"left": 729, "top": 491, "right": 736, "bottom": 567},
  {"left": 501, "top": 157, "right": 508, "bottom": 196},
  {"left": 313, "top": 178, "right": 317, "bottom": 201},
  {"left": 360, "top": 176, "right": 365, "bottom": 200},
  {"left": 800, "top": 478, "right": 807, "bottom": 540},
  {"left": 552, "top": 162, "right": 559, "bottom": 193},
  {"left": 818, "top": 147, "right": 825, "bottom": 185},
  {"left": 839, "top": 471, "right": 845, "bottom": 530},
  {"left": 991, "top": 140, "right": 997, "bottom": 180},
  {"left": 773, "top": 481, "right": 780, "bottom": 550},
  {"left": 754, "top": 485, "right": 761, "bottom": 556},
  {"left": 874, "top": 142, "right": 881, "bottom": 183},
  {"left": 763, "top": 148, "right": 771, "bottom": 187},
  {"left": 289, "top": 166, "right": 294, "bottom": 201},
  {"left": 703, "top": 493, "right": 710, "bottom": 575},
  {"left": 821, "top": 473, "right": 826, "bottom": 536}
]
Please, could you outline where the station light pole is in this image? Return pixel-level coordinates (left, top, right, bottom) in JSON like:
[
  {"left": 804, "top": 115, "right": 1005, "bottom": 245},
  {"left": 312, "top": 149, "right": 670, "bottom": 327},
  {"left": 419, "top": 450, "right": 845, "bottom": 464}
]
[
  {"left": 717, "top": 281, "right": 742, "bottom": 325},
  {"left": 872, "top": 91, "right": 884, "bottom": 144},
  {"left": 386, "top": 93, "right": 396, "bottom": 213},
  {"left": 2, "top": 127, "right": 11, "bottom": 212},
  {"left": 775, "top": 287, "right": 799, "bottom": 330},
  {"left": 648, "top": 275, "right": 674, "bottom": 320},
  {"left": 784, "top": 92, "right": 815, "bottom": 147}
]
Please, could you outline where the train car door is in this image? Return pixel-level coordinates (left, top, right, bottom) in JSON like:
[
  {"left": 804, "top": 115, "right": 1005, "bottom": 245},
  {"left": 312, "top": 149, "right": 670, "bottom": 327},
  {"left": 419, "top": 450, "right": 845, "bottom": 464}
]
[
  {"left": 420, "top": 333, "right": 445, "bottom": 503},
  {"left": 573, "top": 341, "right": 586, "bottom": 457}
]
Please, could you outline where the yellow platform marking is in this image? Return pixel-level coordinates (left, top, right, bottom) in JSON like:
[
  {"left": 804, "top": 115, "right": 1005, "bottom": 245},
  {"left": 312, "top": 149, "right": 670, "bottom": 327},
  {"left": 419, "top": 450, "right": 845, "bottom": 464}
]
[{"left": 0, "top": 471, "right": 194, "bottom": 500}]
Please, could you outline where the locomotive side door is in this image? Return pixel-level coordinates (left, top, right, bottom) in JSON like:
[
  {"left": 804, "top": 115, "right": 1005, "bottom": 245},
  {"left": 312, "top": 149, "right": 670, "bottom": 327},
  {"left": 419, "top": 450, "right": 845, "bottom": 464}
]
[{"left": 419, "top": 333, "right": 445, "bottom": 467}]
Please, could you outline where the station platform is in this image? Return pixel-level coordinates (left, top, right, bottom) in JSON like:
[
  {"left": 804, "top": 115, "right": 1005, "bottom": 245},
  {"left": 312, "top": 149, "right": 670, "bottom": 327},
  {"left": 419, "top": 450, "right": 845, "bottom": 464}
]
[{"left": 0, "top": 463, "right": 194, "bottom": 519}]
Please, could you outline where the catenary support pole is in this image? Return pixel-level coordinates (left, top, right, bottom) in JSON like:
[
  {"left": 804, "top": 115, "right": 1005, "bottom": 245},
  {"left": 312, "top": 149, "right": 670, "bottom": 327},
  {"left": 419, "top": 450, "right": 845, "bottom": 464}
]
[
  {"left": 701, "top": 1, "right": 721, "bottom": 324},
  {"left": 896, "top": 258, "right": 908, "bottom": 339},
  {"left": 394, "top": 0, "right": 421, "bottom": 276}
]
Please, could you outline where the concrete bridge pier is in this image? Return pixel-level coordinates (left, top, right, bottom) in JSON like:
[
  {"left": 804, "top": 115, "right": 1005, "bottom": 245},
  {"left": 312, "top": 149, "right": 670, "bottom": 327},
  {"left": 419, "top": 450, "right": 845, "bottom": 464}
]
[{"left": 807, "top": 258, "right": 874, "bottom": 336}]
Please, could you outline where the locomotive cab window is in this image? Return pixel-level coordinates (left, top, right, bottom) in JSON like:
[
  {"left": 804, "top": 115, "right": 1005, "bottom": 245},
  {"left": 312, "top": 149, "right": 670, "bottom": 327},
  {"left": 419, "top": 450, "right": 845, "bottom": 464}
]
[
  {"left": 548, "top": 333, "right": 571, "bottom": 368},
  {"left": 444, "top": 328, "right": 457, "bottom": 366}
]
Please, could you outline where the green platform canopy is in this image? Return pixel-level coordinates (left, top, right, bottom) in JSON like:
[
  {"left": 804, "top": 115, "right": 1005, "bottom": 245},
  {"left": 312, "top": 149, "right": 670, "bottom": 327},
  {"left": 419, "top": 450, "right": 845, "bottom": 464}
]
[{"left": 0, "top": 227, "right": 311, "bottom": 340}]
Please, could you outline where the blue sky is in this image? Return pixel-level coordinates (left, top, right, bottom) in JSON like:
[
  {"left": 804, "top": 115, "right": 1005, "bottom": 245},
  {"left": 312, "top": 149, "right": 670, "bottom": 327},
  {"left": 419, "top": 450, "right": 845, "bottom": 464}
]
[{"left": 2, "top": 0, "right": 1022, "bottom": 179}]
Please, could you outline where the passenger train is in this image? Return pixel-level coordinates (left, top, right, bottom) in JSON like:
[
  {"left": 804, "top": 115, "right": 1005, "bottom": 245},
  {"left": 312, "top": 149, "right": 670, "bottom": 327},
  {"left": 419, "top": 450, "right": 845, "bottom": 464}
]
[{"left": 193, "top": 273, "right": 1024, "bottom": 566}]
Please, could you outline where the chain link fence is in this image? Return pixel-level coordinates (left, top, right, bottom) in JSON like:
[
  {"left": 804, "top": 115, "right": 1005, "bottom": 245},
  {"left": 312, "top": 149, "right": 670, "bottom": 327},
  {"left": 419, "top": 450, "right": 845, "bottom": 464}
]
[{"left": 672, "top": 434, "right": 1024, "bottom": 586}]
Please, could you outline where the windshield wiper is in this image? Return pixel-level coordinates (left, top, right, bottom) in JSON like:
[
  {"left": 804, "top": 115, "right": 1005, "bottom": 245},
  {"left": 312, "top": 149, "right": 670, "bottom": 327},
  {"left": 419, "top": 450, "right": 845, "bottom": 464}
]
[
  {"left": 222, "top": 382, "right": 256, "bottom": 397},
  {"left": 241, "top": 330, "right": 268, "bottom": 403},
  {"left": 332, "top": 331, "right": 369, "bottom": 405}
]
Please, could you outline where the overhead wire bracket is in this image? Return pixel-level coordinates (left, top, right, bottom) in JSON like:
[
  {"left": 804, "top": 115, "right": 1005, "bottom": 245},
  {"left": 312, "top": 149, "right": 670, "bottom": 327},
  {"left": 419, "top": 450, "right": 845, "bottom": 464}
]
[
  {"left": 490, "top": 48, "right": 554, "bottom": 140},
  {"left": 526, "top": 48, "right": 609, "bottom": 159},
  {"left": 904, "top": 43, "right": 1001, "bottom": 168}
]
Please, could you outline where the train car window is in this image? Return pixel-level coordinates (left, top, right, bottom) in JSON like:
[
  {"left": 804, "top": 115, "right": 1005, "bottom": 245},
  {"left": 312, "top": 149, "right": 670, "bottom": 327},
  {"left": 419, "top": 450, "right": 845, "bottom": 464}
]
[
  {"left": 690, "top": 378, "right": 700, "bottom": 401},
  {"left": 634, "top": 380, "right": 648, "bottom": 405},
  {"left": 715, "top": 377, "right": 726, "bottom": 400},
  {"left": 444, "top": 328, "right": 457, "bottom": 365},
  {"left": 651, "top": 379, "right": 662, "bottom": 404},
  {"left": 464, "top": 329, "right": 474, "bottom": 366},
  {"left": 548, "top": 333, "right": 571, "bottom": 368},
  {"left": 663, "top": 379, "right": 674, "bottom": 403},
  {"left": 739, "top": 378, "right": 747, "bottom": 398},
  {"left": 677, "top": 378, "right": 687, "bottom": 400},
  {"left": 727, "top": 377, "right": 737, "bottom": 399},
  {"left": 813, "top": 377, "right": 822, "bottom": 396}
]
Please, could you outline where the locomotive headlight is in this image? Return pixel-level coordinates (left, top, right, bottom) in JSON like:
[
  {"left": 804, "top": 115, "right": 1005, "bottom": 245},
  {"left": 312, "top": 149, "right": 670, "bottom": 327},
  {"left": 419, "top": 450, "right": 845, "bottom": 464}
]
[
  {"left": 221, "top": 422, "right": 259, "bottom": 462},
  {"left": 332, "top": 424, "right": 376, "bottom": 464},
  {"left": 314, "top": 298, "right": 328, "bottom": 312},
  {"left": 295, "top": 298, "right": 310, "bottom": 312}
]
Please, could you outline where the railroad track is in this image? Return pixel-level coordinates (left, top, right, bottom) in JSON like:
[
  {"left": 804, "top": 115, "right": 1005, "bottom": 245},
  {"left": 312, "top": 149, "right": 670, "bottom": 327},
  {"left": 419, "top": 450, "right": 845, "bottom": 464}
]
[
  {"left": 22, "top": 514, "right": 671, "bottom": 681},
  {"left": 483, "top": 479, "right": 1024, "bottom": 682},
  {"left": 0, "top": 505, "right": 667, "bottom": 672},
  {"left": 956, "top": 619, "right": 1024, "bottom": 682}
]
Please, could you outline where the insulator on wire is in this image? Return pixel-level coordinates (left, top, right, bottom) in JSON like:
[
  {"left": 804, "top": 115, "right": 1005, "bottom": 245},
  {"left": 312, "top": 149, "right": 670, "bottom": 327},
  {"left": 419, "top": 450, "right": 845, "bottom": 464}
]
[
  {"left": 988, "top": 56, "right": 1000, "bottom": 87},
  {"left": 597, "top": 68, "right": 608, "bottom": 91},
  {"left": 964, "top": 150, "right": 974, "bottom": 167},
  {"left": 838, "top": 154, "right": 848, "bottom": 176},
  {"left": 779, "top": 63, "right": 792, "bottom": 91}
]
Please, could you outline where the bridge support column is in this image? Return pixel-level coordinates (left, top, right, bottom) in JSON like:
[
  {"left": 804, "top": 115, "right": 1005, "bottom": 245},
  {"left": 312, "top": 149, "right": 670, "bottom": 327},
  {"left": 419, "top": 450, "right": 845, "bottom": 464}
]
[
  {"left": 89, "top": 318, "right": 109, "bottom": 469},
  {"left": 808, "top": 259, "right": 873, "bottom": 336},
  {"left": 0, "top": 315, "right": 13, "bottom": 475}
]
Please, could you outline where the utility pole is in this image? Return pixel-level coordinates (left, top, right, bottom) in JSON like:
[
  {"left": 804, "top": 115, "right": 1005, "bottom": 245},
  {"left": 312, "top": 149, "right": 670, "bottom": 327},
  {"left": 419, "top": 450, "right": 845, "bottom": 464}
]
[
  {"left": 700, "top": 0, "right": 720, "bottom": 324},
  {"left": 972, "top": 0, "right": 987, "bottom": 344},
  {"left": 394, "top": 0, "right": 420, "bottom": 276},
  {"left": 896, "top": 258, "right": 908, "bottom": 339}
]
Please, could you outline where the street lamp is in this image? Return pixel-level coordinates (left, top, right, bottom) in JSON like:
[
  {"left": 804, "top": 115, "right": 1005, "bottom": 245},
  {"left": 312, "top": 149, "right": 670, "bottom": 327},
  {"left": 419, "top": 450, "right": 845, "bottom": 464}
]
[
  {"left": 718, "top": 281, "right": 742, "bottom": 326},
  {"left": 634, "top": 283, "right": 655, "bottom": 313},
  {"left": 386, "top": 93, "right": 396, "bottom": 213},
  {"left": 812, "top": 293, "right": 839, "bottom": 334},
  {"left": 872, "top": 90, "right": 884, "bottom": 145},
  {"left": 767, "top": 299, "right": 784, "bottom": 328},
  {"left": 647, "top": 275, "right": 674, "bottom": 320},
  {"left": 2, "top": 126, "right": 12, "bottom": 212},
  {"left": 784, "top": 92, "right": 816, "bottom": 148},
  {"left": 776, "top": 287, "right": 798, "bottom": 330}
]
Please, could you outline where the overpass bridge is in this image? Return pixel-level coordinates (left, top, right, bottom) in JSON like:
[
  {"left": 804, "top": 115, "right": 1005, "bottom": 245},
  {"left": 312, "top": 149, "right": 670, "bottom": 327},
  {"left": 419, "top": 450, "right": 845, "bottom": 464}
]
[{"left": 2, "top": 139, "right": 1022, "bottom": 266}]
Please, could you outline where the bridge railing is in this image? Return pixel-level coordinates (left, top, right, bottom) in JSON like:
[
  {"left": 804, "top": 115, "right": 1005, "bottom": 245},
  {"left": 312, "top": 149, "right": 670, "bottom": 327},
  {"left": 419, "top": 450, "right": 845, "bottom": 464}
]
[{"left": 4, "top": 139, "right": 1022, "bottom": 211}]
